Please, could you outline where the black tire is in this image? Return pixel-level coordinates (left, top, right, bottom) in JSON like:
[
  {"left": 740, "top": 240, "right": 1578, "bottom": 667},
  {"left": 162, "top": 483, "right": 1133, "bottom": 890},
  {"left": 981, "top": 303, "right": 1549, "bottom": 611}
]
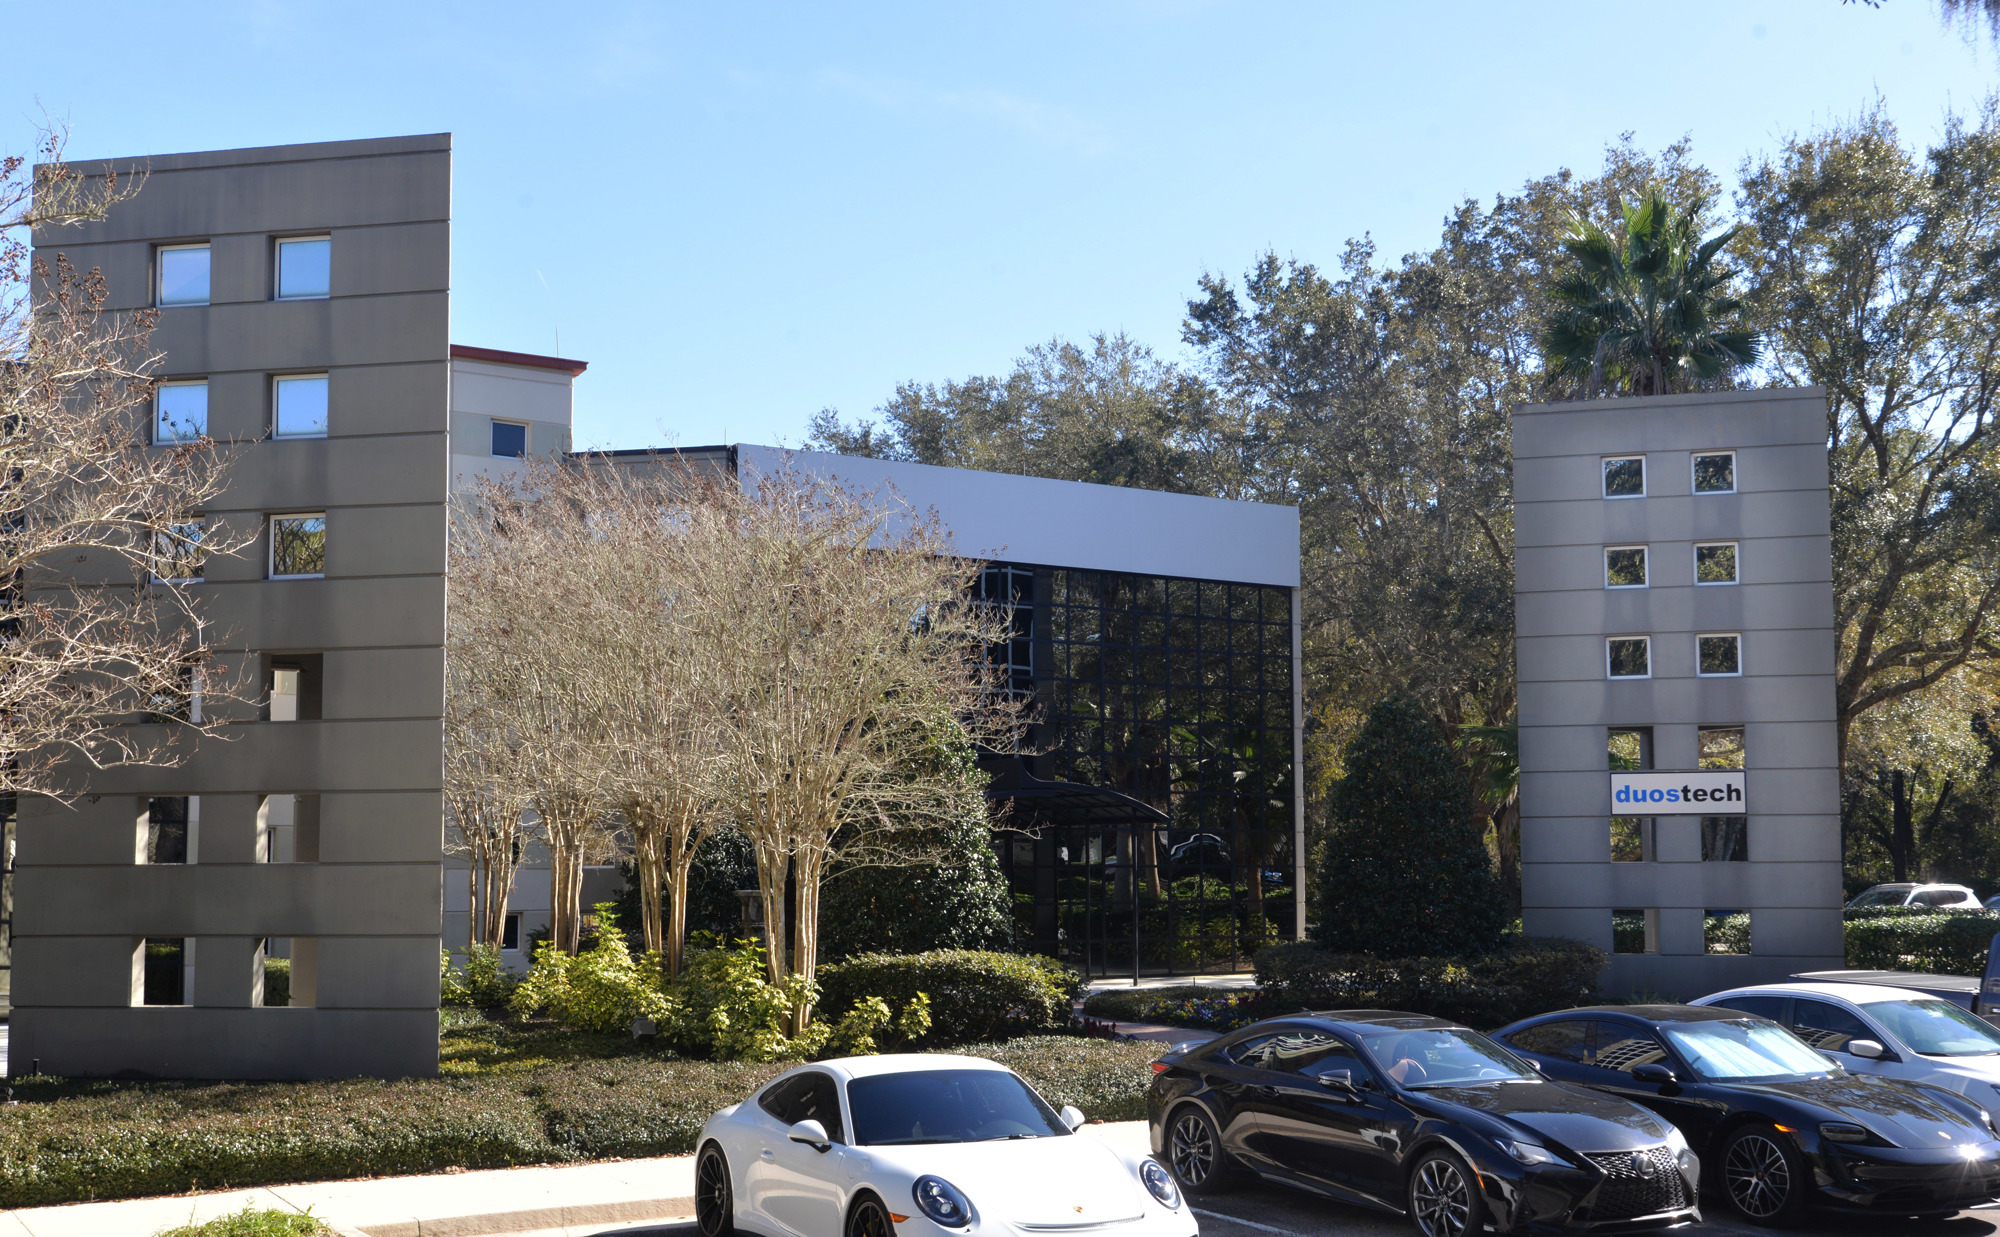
[
  {"left": 1407, "top": 1149, "right": 1489, "bottom": 1237},
  {"left": 848, "top": 1193, "right": 896, "bottom": 1237},
  {"left": 1166, "top": 1104, "right": 1237, "bottom": 1195},
  {"left": 696, "top": 1143, "right": 735, "bottom": 1237},
  {"left": 1718, "top": 1125, "right": 1808, "bottom": 1227}
]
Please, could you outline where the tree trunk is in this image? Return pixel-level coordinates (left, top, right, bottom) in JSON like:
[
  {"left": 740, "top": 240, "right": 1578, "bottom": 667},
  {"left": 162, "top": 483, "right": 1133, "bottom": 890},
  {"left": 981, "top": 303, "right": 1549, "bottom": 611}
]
[
  {"left": 756, "top": 842, "right": 791, "bottom": 988},
  {"left": 791, "top": 847, "right": 824, "bottom": 1035},
  {"left": 1892, "top": 769, "right": 1913, "bottom": 883},
  {"left": 1495, "top": 799, "right": 1520, "bottom": 917}
]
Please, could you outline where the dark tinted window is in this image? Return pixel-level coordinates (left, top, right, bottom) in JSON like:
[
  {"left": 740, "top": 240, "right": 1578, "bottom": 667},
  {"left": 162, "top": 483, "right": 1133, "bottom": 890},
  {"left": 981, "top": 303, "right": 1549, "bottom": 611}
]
[
  {"left": 1790, "top": 1000, "right": 1872, "bottom": 1053},
  {"left": 1507, "top": 1020, "right": 1593, "bottom": 1063},
  {"left": 491, "top": 421, "right": 527, "bottom": 459},
  {"left": 1255, "top": 1030, "right": 1366, "bottom": 1080},
  {"left": 1215, "top": 1032, "right": 1287, "bottom": 1068},
  {"left": 1706, "top": 996, "right": 1788, "bottom": 1022},
  {"left": 758, "top": 1071, "right": 844, "bottom": 1142},
  {"left": 847, "top": 1069, "right": 1067, "bottom": 1146},
  {"left": 1591, "top": 1022, "right": 1671, "bottom": 1073}
]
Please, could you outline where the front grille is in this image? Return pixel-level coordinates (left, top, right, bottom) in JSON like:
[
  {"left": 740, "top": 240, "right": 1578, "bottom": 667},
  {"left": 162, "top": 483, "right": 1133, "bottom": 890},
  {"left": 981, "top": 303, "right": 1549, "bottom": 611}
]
[{"left": 1582, "top": 1147, "right": 1690, "bottom": 1221}]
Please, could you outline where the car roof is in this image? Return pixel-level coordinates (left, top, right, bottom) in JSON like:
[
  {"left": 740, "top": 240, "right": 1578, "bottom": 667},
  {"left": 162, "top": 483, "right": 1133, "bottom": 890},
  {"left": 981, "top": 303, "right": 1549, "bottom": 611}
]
[
  {"left": 1700, "top": 981, "right": 1941, "bottom": 1005},
  {"left": 808, "top": 1054, "right": 1013, "bottom": 1081},
  {"left": 1861, "top": 883, "right": 1918, "bottom": 891},
  {"left": 1524, "top": 1004, "right": 1754, "bottom": 1025},
  {"left": 1299, "top": 1010, "right": 1464, "bottom": 1032}
]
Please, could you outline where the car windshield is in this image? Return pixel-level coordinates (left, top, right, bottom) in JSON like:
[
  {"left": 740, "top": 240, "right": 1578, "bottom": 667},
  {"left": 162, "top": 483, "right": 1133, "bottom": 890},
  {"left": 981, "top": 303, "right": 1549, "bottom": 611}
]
[
  {"left": 1358, "top": 1027, "right": 1537, "bottom": 1088},
  {"left": 1847, "top": 889, "right": 1904, "bottom": 907},
  {"left": 1867, "top": 999, "right": 2000, "bottom": 1057},
  {"left": 1662, "top": 1019, "right": 1838, "bottom": 1080},
  {"left": 846, "top": 1069, "right": 1070, "bottom": 1146}
]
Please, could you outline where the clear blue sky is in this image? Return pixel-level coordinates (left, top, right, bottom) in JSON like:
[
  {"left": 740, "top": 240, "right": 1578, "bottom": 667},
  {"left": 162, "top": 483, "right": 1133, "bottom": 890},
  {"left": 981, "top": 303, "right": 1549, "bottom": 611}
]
[{"left": 7, "top": 1, "right": 1991, "bottom": 451}]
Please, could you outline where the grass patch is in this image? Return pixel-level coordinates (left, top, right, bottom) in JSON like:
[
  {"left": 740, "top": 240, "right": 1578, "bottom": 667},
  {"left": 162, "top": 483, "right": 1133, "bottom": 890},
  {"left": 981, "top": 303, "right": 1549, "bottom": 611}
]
[
  {"left": 0, "top": 1016, "right": 1158, "bottom": 1210},
  {"left": 154, "top": 1207, "right": 331, "bottom": 1236}
]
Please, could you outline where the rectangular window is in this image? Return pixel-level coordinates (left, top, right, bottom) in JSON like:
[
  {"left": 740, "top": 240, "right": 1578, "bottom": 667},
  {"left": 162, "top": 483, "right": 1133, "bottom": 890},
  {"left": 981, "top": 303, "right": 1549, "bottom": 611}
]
[
  {"left": 1612, "top": 910, "right": 1656, "bottom": 954},
  {"left": 502, "top": 913, "right": 522, "bottom": 952},
  {"left": 1693, "top": 451, "right": 1736, "bottom": 494},
  {"left": 490, "top": 420, "right": 528, "bottom": 459},
  {"left": 1604, "top": 546, "right": 1648, "bottom": 588},
  {"left": 1698, "top": 633, "right": 1742, "bottom": 677},
  {"left": 270, "top": 514, "right": 326, "bottom": 579},
  {"left": 1706, "top": 910, "right": 1748, "bottom": 954},
  {"left": 274, "top": 374, "right": 329, "bottom": 438},
  {"left": 140, "top": 937, "right": 190, "bottom": 1006},
  {"left": 1602, "top": 456, "right": 1645, "bottom": 498},
  {"left": 262, "top": 653, "right": 323, "bottom": 721},
  {"left": 157, "top": 244, "right": 210, "bottom": 307},
  {"left": 1699, "top": 726, "right": 1746, "bottom": 770},
  {"left": 1702, "top": 816, "right": 1748, "bottom": 861},
  {"left": 1694, "top": 542, "right": 1738, "bottom": 585},
  {"left": 155, "top": 380, "right": 208, "bottom": 443},
  {"left": 276, "top": 236, "right": 331, "bottom": 300},
  {"left": 142, "top": 796, "right": 192, "bottom": 864},
  {"left": 152, "top": 519, "right": 206, "bottom": 584},
  {"left": 1609, "top": 727, "right": 1653, "bottom": 862},
  {"left": 1607, "top": 637, "right": 1651, "bottom": 679},
  {"left": 143, "top": 662, "right": 201, "bottom": 724}
]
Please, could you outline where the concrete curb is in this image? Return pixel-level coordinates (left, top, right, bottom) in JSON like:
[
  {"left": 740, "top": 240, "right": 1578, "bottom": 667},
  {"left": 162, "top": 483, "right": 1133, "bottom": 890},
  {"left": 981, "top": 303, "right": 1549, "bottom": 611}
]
[{"left": 347, "top": 1195, "right": 695, "bottom": 1237}]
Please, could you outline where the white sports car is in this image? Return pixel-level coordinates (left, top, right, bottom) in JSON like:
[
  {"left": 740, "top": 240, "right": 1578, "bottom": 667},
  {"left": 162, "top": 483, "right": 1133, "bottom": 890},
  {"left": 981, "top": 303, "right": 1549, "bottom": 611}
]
[{"left": 694, "top": 1052, "right": 1199, "bottom": 1237}]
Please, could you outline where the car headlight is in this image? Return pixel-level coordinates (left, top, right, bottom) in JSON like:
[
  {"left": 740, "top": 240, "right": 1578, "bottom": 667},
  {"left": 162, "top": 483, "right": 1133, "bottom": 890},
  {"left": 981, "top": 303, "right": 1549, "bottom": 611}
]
[
  {"left": 1140, "top": 1158, "right": 1181, "bottom": 1208},
  {"left": 1496, "top": 1137, "right": 1564, "bottom": 1166},
  {"left": 913, "top": 1175, "right": 973, "bottom": 1228}
]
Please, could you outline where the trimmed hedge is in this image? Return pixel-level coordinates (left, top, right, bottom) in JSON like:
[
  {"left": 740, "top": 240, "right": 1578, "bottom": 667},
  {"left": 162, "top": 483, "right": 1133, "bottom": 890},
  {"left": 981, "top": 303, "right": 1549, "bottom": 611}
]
[
  {"left": 1254, "top": 937, "right": 1606, "bottom": 1030},
  {"left": 1080, "top": 986, "right": 1265, "bottom": 1032},
  {"left": 817, "top": 950, "right": 1085, "bottom": 1045},
  {"left": 0, "top": 1027, "right": 1155, "bottom": 1209},
  {"left": 1845, "top": 911, "right": 2000, "bottom": 975}
]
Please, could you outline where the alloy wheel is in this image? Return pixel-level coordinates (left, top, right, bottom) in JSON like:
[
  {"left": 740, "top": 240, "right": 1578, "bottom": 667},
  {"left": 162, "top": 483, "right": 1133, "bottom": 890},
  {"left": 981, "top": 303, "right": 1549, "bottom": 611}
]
[
  {"left": 695, "top": 1147, "right": 731, "bottom": 1237},
  {"left": 1170, "top": 1111, "right": 1216, "bottom": 1186},
  {"left": 1411, "top": 1158, "right": 1473, "bottom": 1237},
  {"left": 849, "top": 1198, "right": 895, "bottom": 1237},
  {"left": 1723, "top": 1132, "right": 1793, "bottom": 1220}
]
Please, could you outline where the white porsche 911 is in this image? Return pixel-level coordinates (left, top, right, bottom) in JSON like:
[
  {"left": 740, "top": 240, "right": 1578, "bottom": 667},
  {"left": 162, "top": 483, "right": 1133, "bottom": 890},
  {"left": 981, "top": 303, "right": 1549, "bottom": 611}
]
[{"left": 694, "top": 1053, "right": 1199, "bottom": 1237}]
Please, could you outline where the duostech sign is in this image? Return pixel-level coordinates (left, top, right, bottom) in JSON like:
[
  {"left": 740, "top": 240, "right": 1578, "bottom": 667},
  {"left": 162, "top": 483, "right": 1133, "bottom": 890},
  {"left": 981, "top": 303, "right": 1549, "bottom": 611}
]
[{"left": 1610, "top": 771, "right": 1747, "bottom": 812}]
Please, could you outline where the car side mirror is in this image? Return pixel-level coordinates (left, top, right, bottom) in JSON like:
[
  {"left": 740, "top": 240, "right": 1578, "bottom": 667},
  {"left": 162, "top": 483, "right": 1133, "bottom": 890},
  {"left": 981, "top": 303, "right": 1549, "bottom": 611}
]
[
  {"left": 1317, "top": 1069, "right": 1357, "bottom": 1092},
  {"left": 1630, "top": 1063, "right": 1677, "bottom": 1084},
  {"left": 1847, "top": 1039, "right": 1887, "bottom": 1060},
  {"left": 1060, "top": 1105, "right": 1086, "bottom": 1132},
  {"left": 788, "top": 1119, "right": 832, "bottom": 1151}
]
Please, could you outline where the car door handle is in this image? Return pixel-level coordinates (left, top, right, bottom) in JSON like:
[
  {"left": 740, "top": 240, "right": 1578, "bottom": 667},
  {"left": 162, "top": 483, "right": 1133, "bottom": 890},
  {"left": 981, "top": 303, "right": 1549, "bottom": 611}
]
[
  {"left": 760, "top": 1148, "right": 776, "bottom": 1160},
  {"left": 1256, "top": 1085, "right": 1280, "bottom": 1096}
]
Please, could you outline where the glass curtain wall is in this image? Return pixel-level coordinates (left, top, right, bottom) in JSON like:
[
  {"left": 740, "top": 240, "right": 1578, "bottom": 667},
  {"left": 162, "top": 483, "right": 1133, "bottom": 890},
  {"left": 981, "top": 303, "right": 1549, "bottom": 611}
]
[{"left": 983, "top": 563, "right": 1296, "bottom": 975}]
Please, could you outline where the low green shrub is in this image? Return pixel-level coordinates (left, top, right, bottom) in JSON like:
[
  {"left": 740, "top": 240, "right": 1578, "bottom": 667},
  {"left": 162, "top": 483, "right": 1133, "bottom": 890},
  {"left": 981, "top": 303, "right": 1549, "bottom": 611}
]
[
  {"left": 1254, "top": 937, "right": 1606, "bottom": 1029},
  {"left": 1845, "top": 911, "right": 2000, "bottom": 974},
  {"left": 440, "top": 944, "right": 520, "bottom": 1008},
  {"left": 154, "top": 1206, "right": 331, "bottom": 1236},
  {"left": 817, "top": 950, "right": 1084, "bottom": 1045},
  {"left": 262, "top": 958, "right": 290, "bottom": 1008},
  {"left": 1080, "top": 985, "right": 1217, "bottom": 1022},
  {"left": 0, "top": 1021, "right": 1155, "bottom": 1209}
]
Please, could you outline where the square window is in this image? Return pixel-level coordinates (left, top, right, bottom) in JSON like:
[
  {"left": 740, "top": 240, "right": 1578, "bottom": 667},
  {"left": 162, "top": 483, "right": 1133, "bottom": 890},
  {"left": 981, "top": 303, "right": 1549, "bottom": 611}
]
[
  {"left": 157, "top": 244, "right": 210, "bottom": 306},
  {"left": 1698, "top": 634, "right": 1742, "bottom": 677},
  {"left": 1610, "top": 817, "right": 1651, "bottom": 863},
  {"left": 152, "top": 519, "right": 206, "bottom": 583},
  {"left": 1607, "top": 637, "right": 1651, "bottom": 678},
  {"left": 1604, "top": 546, "right": 1648, "bottom": 588},
  {"left": 1612, "top": 910, "right": 1654, "bottom": 954},
  {"left": 1702, "top": 817, "right": 1748, "bottom": 861},
  {"left": 491, "top": 420, "right": 527, "bottom": 459},
  {"left": 1694, "top": 542, "right": 1738, "bottom": 585},
  {"left": 1602, "top": 456, "right": 1645, "bottom": 498},
  {"left": 1693, "top": 451, "right": 1736, "bottom": 494},
  {"left": 271, "top": 514, "right": 327, "bottom": 578},
  {"left": 155, "top": 381, "right": 208, "bottom": 443},
  {"left": 274, "top": 375, "right": 329, "bottom": 438},
  {"left": 1706, "top": 910, "right": 1748, "bottom": 954},
  {"left": 1699, "top": 725, "right": 1745, "bottom": 770},
  {"left": 276, "top": 236, "right": 331, "bottom": 300}
]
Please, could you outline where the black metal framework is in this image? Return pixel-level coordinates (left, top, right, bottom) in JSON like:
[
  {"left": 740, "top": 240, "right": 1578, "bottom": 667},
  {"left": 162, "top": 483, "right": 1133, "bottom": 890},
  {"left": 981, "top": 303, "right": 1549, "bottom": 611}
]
[{"left": 984, "top": 563, "right": 1297, "bottom": 976}]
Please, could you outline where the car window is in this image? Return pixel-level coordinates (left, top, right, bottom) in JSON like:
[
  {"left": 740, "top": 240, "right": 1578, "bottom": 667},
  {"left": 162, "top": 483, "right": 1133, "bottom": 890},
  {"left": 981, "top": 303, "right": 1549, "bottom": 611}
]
[
  {"left": 1506, "top": 1020, "right": 1594, "bottom": 1063},
  {"left": 758, "top": 1071, "right": 845, "bottom": 1142},
  {"left": 1590, "top": 1022, "right": 1671, "bottom": 1073},
  {"left": 1849, "top": 889, "right": 1900, "bottom": 907},
  {"left": 1217, "top": 1032, "right": 1290, "bottom": 1069},
  {"left": 1867, "top": 999, "right": 2000, "bottom": 1057},
  {"left": 1357, "top": 1027, "right": 1536, "bottom": 1088},
  {"left": 847, "top": 1068, "right": 1068, "bottom": 1145},
  {"left": 1789, "top": 1000, "right": 1873, "bottom": 1053},
  {"left": 1255, "top": 1030, "right": 1369, "bottom": 1081},
  {"left": 1911, "top": 890, "right": 1952, "bottom": 907},
  {"left": 1706, "top": 996, "right": 1789, "bottom": 1022}
]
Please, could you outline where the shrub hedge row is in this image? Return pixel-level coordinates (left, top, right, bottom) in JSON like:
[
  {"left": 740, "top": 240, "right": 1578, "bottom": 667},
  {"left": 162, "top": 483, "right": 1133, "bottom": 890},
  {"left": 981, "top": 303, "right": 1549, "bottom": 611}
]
[
  {"left": 1252, "top": 938, "right": 1606, "bottom": 1029},
  {"left": 0, "top": 1034, "right": 1157, "bottom": 1210},
  {"left": 817, "top": 950, "right": 1085, "bottom": 1045},
  {"left": 1845, "top": 911, "right": 2000, "bottom": 975}
]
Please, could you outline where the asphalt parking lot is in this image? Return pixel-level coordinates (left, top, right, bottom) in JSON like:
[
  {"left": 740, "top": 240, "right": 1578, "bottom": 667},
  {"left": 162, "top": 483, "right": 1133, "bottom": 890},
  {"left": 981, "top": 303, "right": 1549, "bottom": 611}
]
[{"left": 576, "top": 1184, "right": 2000, "bottom": 1237}]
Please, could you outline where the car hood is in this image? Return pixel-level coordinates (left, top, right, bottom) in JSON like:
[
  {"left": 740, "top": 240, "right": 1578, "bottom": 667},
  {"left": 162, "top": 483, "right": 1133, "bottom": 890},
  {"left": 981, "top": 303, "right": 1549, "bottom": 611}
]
[
  {"left": 861, "top": 1135, "right": 1149, "bottom": 1226},
  {"left": 1723, "top": 1074, "right": 1996, "bottom": 1148},
  {"left": 1412, "top": 1080, "right": 1672, "bottom": 1153}
]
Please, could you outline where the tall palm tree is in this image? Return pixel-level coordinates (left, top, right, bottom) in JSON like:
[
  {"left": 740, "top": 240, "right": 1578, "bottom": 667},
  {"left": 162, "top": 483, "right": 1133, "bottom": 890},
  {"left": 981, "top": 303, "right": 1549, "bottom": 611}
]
[{"left": 1540, "top": 189, "right": 1761, "bottom": 398}]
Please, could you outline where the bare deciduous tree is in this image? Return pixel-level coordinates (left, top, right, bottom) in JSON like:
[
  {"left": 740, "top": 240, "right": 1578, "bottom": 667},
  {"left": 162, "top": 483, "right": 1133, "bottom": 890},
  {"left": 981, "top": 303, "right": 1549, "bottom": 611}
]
[
  {"left": 0, "top": 128, "right": 249, "bottom": 798},
  {"left": 443, "top": 631, "right": 534, "bottom": 948}
]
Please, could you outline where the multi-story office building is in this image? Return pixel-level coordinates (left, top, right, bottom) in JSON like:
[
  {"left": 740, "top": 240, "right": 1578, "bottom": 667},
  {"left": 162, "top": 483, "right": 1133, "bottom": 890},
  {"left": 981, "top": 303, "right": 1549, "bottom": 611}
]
[{"left": 1514, "top": 387, "right": 1843, "bottom": 997}]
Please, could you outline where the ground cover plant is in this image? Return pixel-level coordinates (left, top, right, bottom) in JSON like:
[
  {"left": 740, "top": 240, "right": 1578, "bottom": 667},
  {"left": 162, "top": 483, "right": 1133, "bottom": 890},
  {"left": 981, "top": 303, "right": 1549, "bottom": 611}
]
[
  {"left": 0, "top": 1016, "right": 1159, "bottom": 1210},
  {"left": 152, "top": 1207, "right": 331, "bottom": 1237}
]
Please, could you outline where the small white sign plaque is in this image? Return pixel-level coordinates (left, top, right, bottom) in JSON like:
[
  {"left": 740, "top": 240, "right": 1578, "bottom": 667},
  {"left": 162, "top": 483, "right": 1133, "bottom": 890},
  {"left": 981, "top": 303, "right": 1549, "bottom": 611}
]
[{"left": 1610, "top": 771, "right": 1747, "bottom": 813}]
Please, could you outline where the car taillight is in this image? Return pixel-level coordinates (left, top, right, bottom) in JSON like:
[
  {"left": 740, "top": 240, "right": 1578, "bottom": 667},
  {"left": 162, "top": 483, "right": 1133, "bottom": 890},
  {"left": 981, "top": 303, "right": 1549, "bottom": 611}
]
[{"left": 1151, "top": 1062, "right": 1172, "bottom": 1075}]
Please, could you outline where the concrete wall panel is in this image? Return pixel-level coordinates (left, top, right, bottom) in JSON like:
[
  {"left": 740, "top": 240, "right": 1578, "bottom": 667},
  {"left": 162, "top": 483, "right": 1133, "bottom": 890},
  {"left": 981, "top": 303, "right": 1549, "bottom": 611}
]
[
  {"left": 334, "top": 363, "right": 450, "bottom": 438},
  {"left": 15, "top": 863, "right": 441, "bottom": 936},
  {"left": 319, "top": 792, "right": 445, "bottom": 864},
  {"left": 315, "top": 937, "right": 439, "bottom": 1008},
  {"left": 323, "top": 648, "right": 446, "bottom": 720},
  {"left": 332, "top": 222, "right": 451, "bottom": 297},
  {"left": 323, "top": 506, "right": 447, "bottom": 578},
  {"left": 10, "top": 937, "right": 139, "bottom": 1007},
  {"left": 197, "top": 576, "right": 446, "bottom": 650},
  {"left": 8, "top": 1007, "right": 440, "bottom": 1079},
  {"left": 215, "top": 433, "right": 449, "bottom": 511}
]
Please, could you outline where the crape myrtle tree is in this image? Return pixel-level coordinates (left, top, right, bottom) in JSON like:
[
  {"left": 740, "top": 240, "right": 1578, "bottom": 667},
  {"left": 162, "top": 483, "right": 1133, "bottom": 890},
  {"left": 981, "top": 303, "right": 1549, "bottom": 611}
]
[
  {"left": 0, "top": 127, "right": 250, "bottom": 799},
  {"left": 443, "top": 636, "right": 535, "bottom": 949},
  {"left": 1315, "top": 697, "right": 1506, "bottom": 958}
]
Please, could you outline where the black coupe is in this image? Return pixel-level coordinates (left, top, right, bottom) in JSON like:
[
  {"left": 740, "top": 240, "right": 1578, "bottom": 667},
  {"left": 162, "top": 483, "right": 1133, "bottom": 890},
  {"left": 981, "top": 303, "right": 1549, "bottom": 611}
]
[
  {"left": 1495, "top": 1004, "right": 2000, "bottom": 1226},
  {"left": 1147, "top": 1011, "right": 1701, "bottom": 1236}
]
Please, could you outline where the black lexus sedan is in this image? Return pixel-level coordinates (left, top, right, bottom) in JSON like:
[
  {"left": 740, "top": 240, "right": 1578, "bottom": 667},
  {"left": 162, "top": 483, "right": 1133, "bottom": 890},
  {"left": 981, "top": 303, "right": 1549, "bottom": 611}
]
[
  {"left": 1147, "top": 1011, "right": 1701, "bottom": 1236},
  {"left": 1494, "top": 1005, "right": 2000, "bottom": 1226}
]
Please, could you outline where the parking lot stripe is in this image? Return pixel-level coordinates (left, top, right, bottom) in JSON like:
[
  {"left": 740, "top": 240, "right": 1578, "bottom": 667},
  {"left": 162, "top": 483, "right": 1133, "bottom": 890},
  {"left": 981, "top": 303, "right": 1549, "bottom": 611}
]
[{"left": 1190, "top": 1207, "right": 1297, "bottom": 1234}]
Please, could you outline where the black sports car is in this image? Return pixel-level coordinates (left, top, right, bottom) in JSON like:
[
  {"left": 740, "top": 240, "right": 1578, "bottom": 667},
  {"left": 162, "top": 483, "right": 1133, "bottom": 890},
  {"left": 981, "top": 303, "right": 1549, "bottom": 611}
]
[
  {"left": 1494, "top": 1004, "right": 2000, "bottom": 1226},
  {"left": 1146, "top": 1010, "right": 1701, "bottom": 1236}
]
